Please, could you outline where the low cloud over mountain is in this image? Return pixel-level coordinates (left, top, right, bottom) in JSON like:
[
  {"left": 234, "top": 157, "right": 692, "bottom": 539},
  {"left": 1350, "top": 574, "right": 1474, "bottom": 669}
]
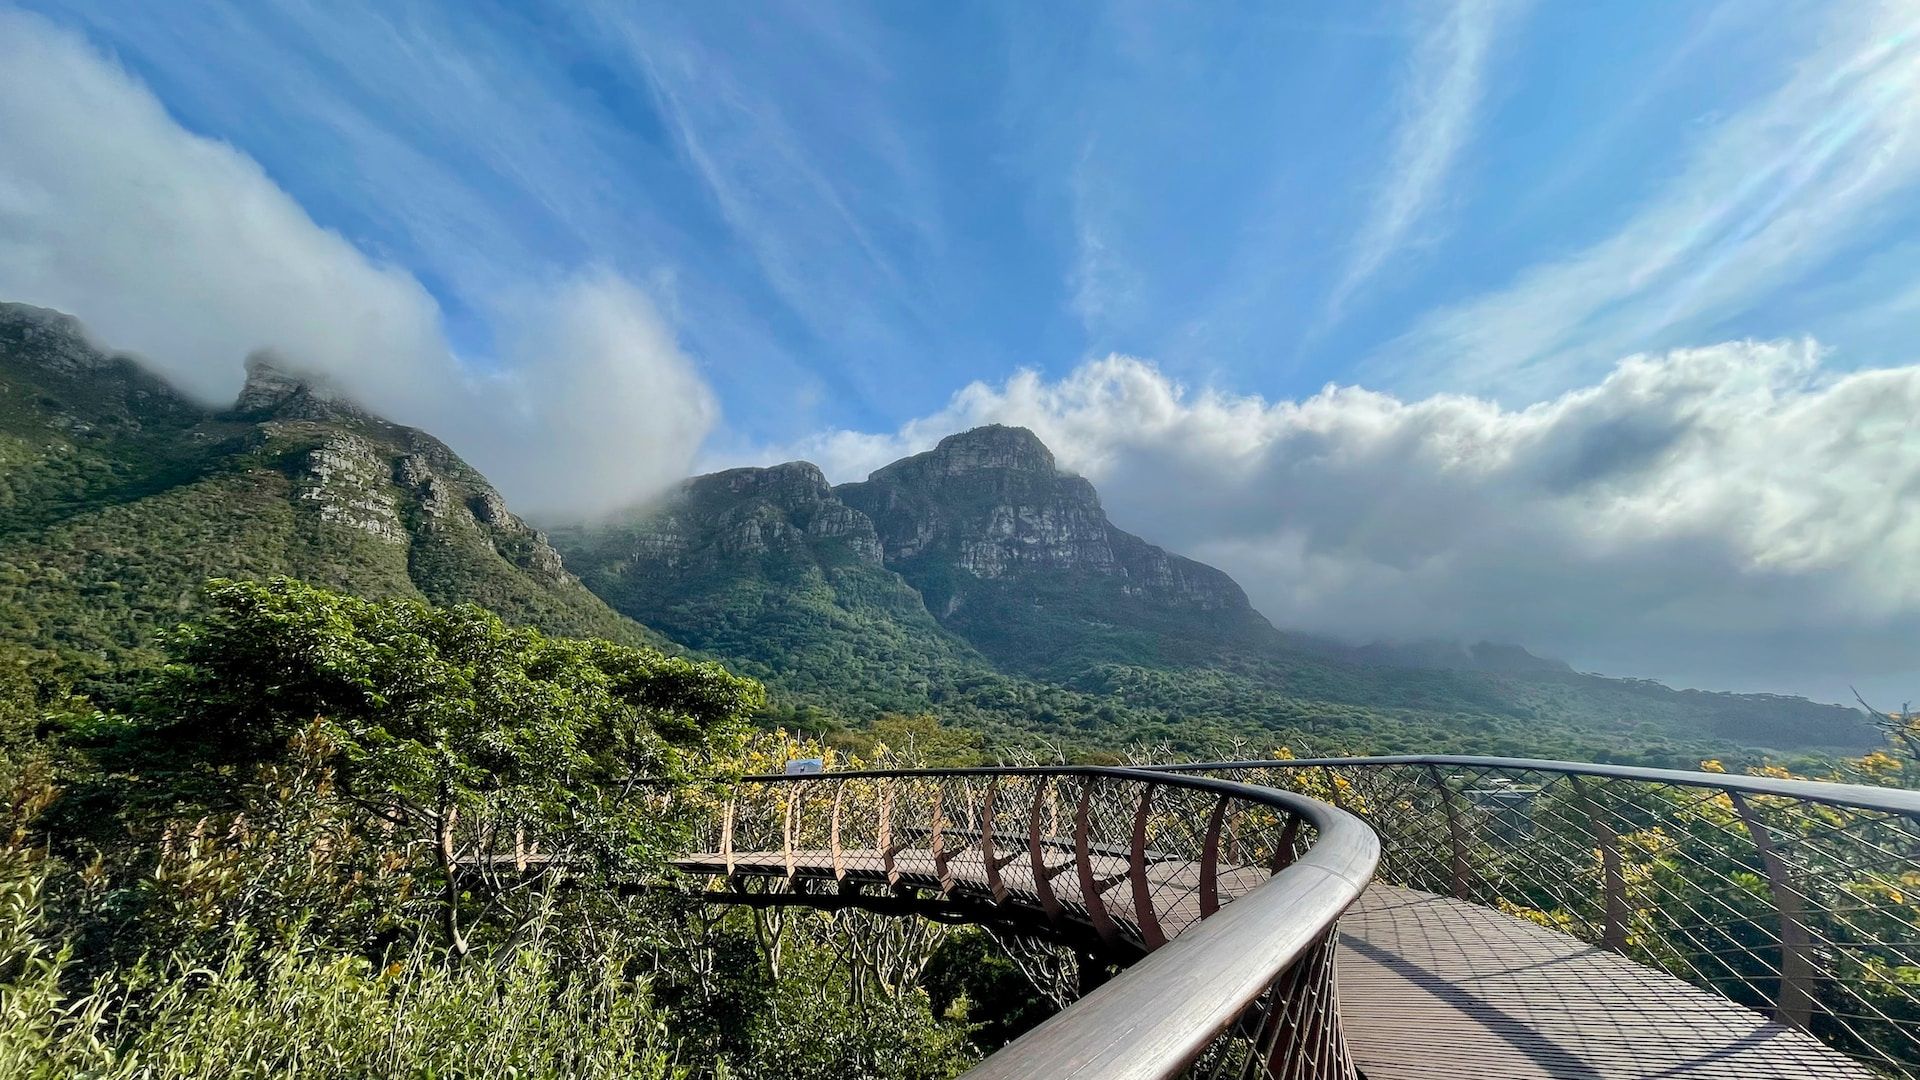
[
  {"left": 0, "top": 10, "right": 714, "bottom": 517},
  {"left": 6, "top": 8, "right": 1915, "bottom": 706},
  {"left": 768, "top": 342, "right": 1920, "bottom": 704}
]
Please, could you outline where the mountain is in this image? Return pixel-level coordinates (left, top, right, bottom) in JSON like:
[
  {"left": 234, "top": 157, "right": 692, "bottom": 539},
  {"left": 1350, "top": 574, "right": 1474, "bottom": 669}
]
[
  {"left": 0, "top": 302, "right": 1878, "bottom": 759},
  {"left": 1343, "top": 639, "right": 1574, "bottom": 676},
  {"left": 554, "top": 425, "right": 1878, "bottom": 758},
  {"left": 546, "top": 461, "right": 993, "bottom": 716},
  {"left": 835, "top": 425, "right": 1280, "bottom": 674},
  {"left": 0, "top": 302, "right": 655, "bottom": 684}
]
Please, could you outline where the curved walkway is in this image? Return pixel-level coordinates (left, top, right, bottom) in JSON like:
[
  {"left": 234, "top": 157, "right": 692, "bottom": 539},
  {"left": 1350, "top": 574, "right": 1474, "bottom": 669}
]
[
  {"left": 676, "top": 844, "right": 1872, "bottom": 1078},
  {"left": 1338, "top": 885, "right": 1870, "bottom": 1079}
]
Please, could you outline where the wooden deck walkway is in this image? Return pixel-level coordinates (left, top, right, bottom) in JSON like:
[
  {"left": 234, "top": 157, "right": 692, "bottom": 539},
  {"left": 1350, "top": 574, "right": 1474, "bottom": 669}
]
[
  {"left": 1337, "top": 886, "right": 1869, "bottom": 1079},
  {"left": 675, "top": 850, "right": 1872, "bottom": 1078}
]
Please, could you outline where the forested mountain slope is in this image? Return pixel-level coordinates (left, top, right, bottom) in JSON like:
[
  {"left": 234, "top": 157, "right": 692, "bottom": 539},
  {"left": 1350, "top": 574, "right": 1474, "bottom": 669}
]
[
  {"left": 0, "top": 302, "right": 656, "bottom": 685},
  {"left": 547, "top": 461, "right": 993, "bottom": 718},
  {"left": 557, "top": 425, "right": 1877, "bottom": 757},
  {"left": 0, "top": 301, "right": 1876, "bottom": 760}
]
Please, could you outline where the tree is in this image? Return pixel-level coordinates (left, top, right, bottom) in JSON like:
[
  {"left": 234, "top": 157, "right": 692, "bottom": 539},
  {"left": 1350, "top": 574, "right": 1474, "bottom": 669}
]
[{"left": 125, "top": 577, "right": 765, "bottom": 953}]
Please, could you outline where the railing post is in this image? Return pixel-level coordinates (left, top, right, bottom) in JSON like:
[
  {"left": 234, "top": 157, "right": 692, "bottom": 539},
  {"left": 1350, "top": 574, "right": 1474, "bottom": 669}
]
[
  {"left": 1129, "top": 782, "right": 1167, "bottom": 950},
  {"left": 1029, "top": 776, "right": 1067, "bottom": 928},
  {"left": 931, "top": 781, "right": 953, "bottom": 893},
  {"left": 1074, "top": 778, "right": 1122, "bottom": 947},
  {"left": 1200, "top": 794, "right": 1228, "bottom": 918},
  {"left": 1568, "top": 775, "right": 1627, "bottom": 953},
  {"left": 980, "top": 778, "right": 1005, "bottom": 900},
  {"left": 830, "top": 779, "right": 846, "bottom": 880},
  {"left": 1270, "top": 812, "right": 1302, "bottom": 874},
  {"left": 1427, "top": 765, "right": 1469, "bottom": 900},
  {"left": 879, "top": 784, "right": 898, "bottom": 885},
  {"left": 1730, "top": 791, "right": 1816, "bottom": 1030},
  {"left": 782, "top": 784, "right": 798, "bottom": 882},
  {"left": 721, "top": 796, "right": 736, "bottom": 878}
]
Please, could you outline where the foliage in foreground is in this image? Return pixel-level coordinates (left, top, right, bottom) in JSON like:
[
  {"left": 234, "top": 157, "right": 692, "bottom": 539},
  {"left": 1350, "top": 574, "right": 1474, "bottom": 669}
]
[
  {"left": 2, "top": 894, "right": 682, "bottom": 1080},
  {"left": 0, "top": 579, "right": 985, "bottom": 1079}
]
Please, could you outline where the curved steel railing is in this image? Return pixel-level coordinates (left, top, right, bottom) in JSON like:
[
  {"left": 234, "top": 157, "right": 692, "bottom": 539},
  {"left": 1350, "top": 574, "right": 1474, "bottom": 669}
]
[
  {"left": 680, "top": 766, "right": 1379, "bottom": 1079},
  {"left": 1155, "top": 755, "right": 1920, "bottom": 1078}
]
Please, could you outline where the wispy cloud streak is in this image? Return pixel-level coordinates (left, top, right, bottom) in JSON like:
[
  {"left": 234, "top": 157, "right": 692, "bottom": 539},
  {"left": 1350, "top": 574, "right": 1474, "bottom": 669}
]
[
  {"left": 1376, "top": 1, "right": 1920, "bottom": 399},
  {"left": 1327, "top": 0, "right": 1522, "bottom": 319}
]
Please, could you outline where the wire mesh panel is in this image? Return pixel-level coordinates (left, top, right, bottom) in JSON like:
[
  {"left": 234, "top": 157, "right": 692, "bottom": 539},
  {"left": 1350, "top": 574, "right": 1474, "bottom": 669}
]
[
  {"left": 678, "top": 766, "right": 1377, "bottom": 1080},
  {"left": 1183, "top": 930, "right": 1353, "bottom": 1080},
  {"left": 1173, "top": 757, "right": 1920, "bottom": 1078}
]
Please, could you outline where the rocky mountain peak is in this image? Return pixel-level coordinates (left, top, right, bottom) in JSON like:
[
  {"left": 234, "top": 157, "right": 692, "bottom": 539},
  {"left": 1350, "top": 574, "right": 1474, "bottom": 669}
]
[
  {"left": 553, "top": 459, "right": 885, "bottom": 577},
  {"left": 693, "top": 460, "right": 835, "bottom": 510},
  {"left": 836, "top": 425, "right": 1259, "bottom": 632},
  {"left": 873, "top": 424, "right": 1057, "bottom": 483},
  {"left": 0, "top": 301, "right": 89, "bottom": 340},
  {"left": 235, "top": 353, "right": 371, "bottom": 423},
  {"left": 0, "top": 302, "right": 121, "bottom": 379}
]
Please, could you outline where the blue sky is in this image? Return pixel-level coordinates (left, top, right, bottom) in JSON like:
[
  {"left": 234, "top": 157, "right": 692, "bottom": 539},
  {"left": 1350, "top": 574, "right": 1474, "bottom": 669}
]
[
  {"left": 26, "top": 0, "right": 1915, "bottom": 445},
  {"left": 5, "top": 1, "right": 1920, "bottom": 701}
]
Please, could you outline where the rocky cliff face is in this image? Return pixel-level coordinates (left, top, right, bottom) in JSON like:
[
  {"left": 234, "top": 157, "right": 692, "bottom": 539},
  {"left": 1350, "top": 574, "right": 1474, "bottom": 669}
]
[
  {"left": 0, "top": 304, "right": 650, "bottom": 668},
  {"left": 562, "top": 460, "right": 884, "bottom": 574},
  {"left": 0, "top": 303, "right": 114, "bottom": 379},
  {"left": 234, "top": 358, "right": 574, "bottom": 582},
  {"left": 0, "top": 302, "right": 202, "bottom": 441},
  {"left": 837, "top": 425, "right": 1257, "bottom": 616},
  {"left": 553, "top": 425, "right": 1276, "bottom": 677},
  {"left": 547, "top": 458, "right": 976, "bottom": 703}
]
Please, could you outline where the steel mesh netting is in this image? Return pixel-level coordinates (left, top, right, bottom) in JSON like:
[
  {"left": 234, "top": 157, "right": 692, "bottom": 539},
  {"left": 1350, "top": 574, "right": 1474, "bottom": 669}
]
[
  {"left": 1184, "top": 930, "right": 1356, "bottom": 1080},
  {"left": 699, "top": 769, "right": 1361, "bottom": 1079},
  {"left": 710, "top": 772, "right": 1321, "bottom": 952},
  {"left": 1202, "top": 761, "right": 1920, "bottom": 1077}
]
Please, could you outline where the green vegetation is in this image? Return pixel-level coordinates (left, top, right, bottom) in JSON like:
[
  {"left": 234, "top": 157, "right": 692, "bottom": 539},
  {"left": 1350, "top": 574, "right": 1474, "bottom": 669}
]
[
  {"left": 555, "top": 505, "right": 1872, "bottom": 772},
  {"left": 0, "top": 301, "right": 1899, "bottom": 1075},
  {"left": 3, "top": 305, "right": 1874, "bottom": 775},
  {"left": 0, "top": 304, "right": 659, "bottom": 696},
  {"left": 552, "top": 506, "right": 989, "bottom": 720},
  {"left": 551, "top": 424, "right": 1873, "bottom": 770},
  {"left": 0, "top": 580, "right": 988, "bottom": 1079}
]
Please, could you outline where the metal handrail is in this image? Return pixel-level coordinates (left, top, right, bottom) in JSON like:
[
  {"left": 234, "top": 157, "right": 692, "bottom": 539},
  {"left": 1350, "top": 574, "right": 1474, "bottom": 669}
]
[
  {"left": 964, "top": 773, "right": 1378, "bottom": 1079},
  {"left": 694, "top": 766, "right": 1380, "bottom": 1079},
  {"left": 1154, "top": 754, "right": 1920, "bottom": 1077},
  {"left": 1150, "top": 754, "right": 1920, "bottom": 815}
]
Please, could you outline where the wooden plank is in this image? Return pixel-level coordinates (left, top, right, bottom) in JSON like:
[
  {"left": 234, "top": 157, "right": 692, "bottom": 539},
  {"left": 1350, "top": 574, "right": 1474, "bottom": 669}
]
[
  {"left": 674, "top": 849, "right": 1877, "bottom": 1079},
  {"left": 1337, "top": 885, "right": 1878, "bottom": 1079}
]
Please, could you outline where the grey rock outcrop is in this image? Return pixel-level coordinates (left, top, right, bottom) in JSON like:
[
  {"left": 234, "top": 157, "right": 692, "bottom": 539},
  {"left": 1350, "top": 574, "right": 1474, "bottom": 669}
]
[
  {"left": 607, "top": 461, "right": 885, "bottom": 570},
  {"left": 837, "top": 425, "right": 1253, "bottom": 611},
  {"left": 0, "top": 303, "right": 109, "bottom": 378},
  {"left": 297, "top": 433, "right": 407, "bottom": 543},
  {"left": 235, "top": 354, "right": 376, "bottom": 424}
]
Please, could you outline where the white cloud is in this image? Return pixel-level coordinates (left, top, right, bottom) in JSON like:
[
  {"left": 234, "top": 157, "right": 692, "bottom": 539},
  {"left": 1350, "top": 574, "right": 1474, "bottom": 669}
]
[
  {"left": 772, "top": 344, "right": 1920, "bottom": 703},
  {"left": 477, "top": 271, "right": 717, "bottom": 515},
  {"left": 1377, "top": 0, "right": 1920, "bottom": 400},
  {"left": 0, "top": 10, "right": 713, "bottom": 516},
  {"left": 1068, "top": 140, "right": 1146, "bottom": 336},
  {"left": 1328, "top": 0, "right": 1522, "bottom": 318}
]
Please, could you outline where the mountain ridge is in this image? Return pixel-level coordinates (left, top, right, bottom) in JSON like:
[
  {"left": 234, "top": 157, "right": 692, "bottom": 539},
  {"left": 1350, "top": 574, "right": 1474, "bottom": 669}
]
[
  {"left": 554, "top": 424, "right": 1876, "bottom": 755},
  {"left": 0, "top": 301, "right": 1878, "bottom": 757},
  {"left": 833, "top": 424, "right": 1279, "bottom": 674},
  {"left": 0, "top": 302, "right": 658, "bottom": 683}
]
